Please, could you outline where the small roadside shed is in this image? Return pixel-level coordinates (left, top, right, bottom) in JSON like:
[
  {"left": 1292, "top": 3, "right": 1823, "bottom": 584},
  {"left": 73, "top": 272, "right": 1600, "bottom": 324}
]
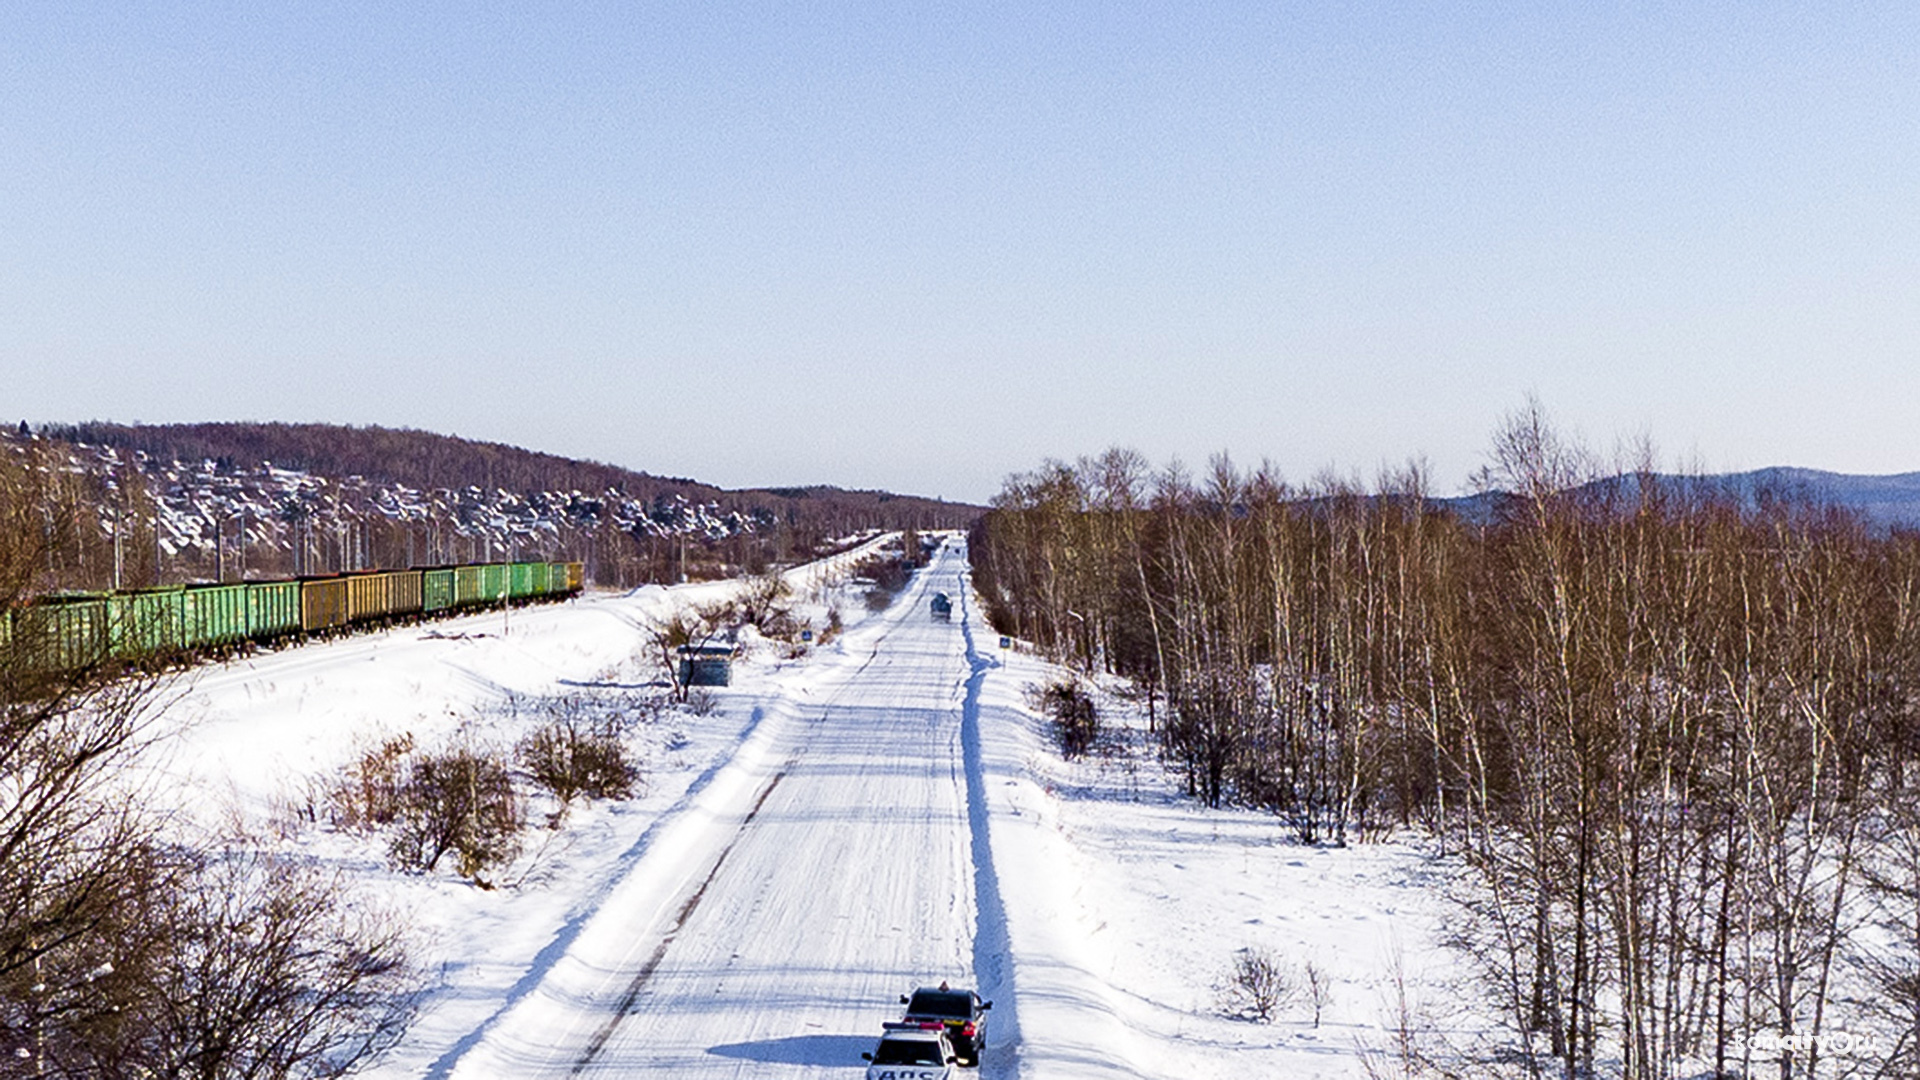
[{"left": 677, "top": 643, "right": 735, "bottom": 687}]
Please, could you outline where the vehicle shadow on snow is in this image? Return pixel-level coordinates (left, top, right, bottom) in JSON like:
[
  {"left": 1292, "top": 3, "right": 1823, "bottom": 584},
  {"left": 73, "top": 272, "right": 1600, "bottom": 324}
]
[{"left": 706, "top": 1033, "right": 873, "bottom": 1066}]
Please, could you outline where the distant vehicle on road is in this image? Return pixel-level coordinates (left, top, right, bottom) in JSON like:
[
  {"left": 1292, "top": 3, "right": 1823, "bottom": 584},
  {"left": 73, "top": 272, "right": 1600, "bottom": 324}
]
[
  {"left": 862, "top": 1024, "right": 956, "bottom": 1079},
  {"left": 898, "top": 985, "right": 991, "bottom": 1066},
  {"left": 929, "top": 593, "right": 952, "bottom": 621}
]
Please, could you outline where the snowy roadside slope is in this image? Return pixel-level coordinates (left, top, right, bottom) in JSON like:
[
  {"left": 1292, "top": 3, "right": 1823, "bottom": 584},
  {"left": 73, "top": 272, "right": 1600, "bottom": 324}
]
[
  {"left": 960, "top": 586, "right": 1152, "bottom": 1079},
  {"left": 160, "top": 534, "right": 895, "bottom": 827},
  {"left": 961, "top": 562, "right": 1479, "bottom": 1080}
]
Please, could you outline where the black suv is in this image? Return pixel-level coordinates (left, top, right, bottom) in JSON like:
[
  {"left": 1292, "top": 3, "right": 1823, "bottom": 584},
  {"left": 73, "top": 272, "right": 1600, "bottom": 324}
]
[{"left": 898, "top": 986, "right": 992, "bottom": 1067}]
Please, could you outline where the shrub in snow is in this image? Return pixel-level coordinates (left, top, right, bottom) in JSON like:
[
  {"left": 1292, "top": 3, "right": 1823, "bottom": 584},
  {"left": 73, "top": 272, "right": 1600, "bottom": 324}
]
[
  {"left": 517, "top": 710, "right": 641, "bottom": 812},
  {"left": 1040, "top": 680, "right": 1099, "bottom": 759},
  {"left": 1223, "top": 947, "right": 1295, "bottom": 1023},
  {"left": 328, "top": 732, "right": 417, "bottom": 830},
  {"left": 853, "top": 551, "right": 911, "bottom": 610},
  {"left": 389, "top": 743, "right": 522, "bottom": 880},
  {"left": 736, "top": 573, "right": 795, "bottom": 637}
]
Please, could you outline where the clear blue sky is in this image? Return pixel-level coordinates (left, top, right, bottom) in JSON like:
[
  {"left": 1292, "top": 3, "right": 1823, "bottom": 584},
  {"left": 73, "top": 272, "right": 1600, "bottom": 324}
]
[{"left": 5, "top": 3, "right": 1916, "bottom": 504}]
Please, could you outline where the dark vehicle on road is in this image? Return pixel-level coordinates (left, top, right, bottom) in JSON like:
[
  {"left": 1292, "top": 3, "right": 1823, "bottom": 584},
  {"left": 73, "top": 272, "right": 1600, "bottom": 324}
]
[
  {"left": 898, "top": 986, "right": 991, "bottom": 1066},
  {"left": 929, "top": 593, "right": 952, "bottom": 621}
]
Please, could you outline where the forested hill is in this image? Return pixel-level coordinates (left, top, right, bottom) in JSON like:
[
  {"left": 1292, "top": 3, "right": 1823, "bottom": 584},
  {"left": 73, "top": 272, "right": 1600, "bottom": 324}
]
[
  {"left": 17, "top": 421, "right": 978, "bottom": 591},
  {"left": 40, "top": 421, "right": 976, "bottom": 529}
]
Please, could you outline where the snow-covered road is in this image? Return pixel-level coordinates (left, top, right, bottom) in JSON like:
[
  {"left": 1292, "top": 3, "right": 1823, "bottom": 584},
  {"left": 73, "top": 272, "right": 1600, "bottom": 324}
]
[{"left": 439, "top": 544, "right": 997, "bottom": 1077}]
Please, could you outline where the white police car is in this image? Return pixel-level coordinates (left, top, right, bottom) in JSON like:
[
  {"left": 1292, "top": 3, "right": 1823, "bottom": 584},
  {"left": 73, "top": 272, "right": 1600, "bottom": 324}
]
[{"left": 861, "top": 1024, "right": 957, "bottom": 1080}]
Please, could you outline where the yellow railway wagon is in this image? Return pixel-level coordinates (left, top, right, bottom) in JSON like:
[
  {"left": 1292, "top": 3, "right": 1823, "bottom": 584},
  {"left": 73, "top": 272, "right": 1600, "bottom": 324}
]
[
  {"left": 344, "top": 572, "right": 388, "bottom": 623},
  {"left": 300, "top": 577, "right": 350, "bottom": 633},
  {"left": 390, "top": 568, "right": 423, "bottom": 615}
]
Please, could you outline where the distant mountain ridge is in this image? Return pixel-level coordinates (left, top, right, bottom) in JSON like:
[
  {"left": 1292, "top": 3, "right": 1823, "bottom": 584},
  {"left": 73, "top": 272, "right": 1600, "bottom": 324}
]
[
  {"left": 1445, "top": 467, "right": 1920, "bottom": 531},
  {"left": 1688, "top": 467, "right": 1920, "bottom": 527}
]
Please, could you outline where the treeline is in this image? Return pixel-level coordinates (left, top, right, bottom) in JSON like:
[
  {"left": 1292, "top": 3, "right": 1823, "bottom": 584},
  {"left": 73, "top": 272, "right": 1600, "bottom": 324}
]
[{"left": 970, "top": 415, "right": 1920, "bottom": 1078}]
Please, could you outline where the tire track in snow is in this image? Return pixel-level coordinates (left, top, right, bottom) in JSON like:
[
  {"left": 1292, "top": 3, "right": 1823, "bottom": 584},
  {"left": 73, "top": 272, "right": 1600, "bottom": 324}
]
[{"left": 571, "top": 766, "right": 791, "bottom": 1073}]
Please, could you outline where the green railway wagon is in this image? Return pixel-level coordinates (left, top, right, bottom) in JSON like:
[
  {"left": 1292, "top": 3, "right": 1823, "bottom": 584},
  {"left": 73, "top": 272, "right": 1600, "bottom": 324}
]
[
  {"left": 479, "top": 563, "right": 509, "bottom": 604},
  {"left": 301, "top": 577, "right": 350, "bottom": 633},
  {"left": 422, "top": 567, "right": 455, "bottom": 612},
  {"left": 184, "top": 583, "right": 251, "bottom": 648},
  {"left": 15, "top": 595, "right": 112, "bottom": 672},
  {"left": 509, "top": 562, "right": 540, "bottom": 600},
  {"left": 452, "top": 565, "right": 485, "bottom": 607},
  {"left": 111, "top": 587, "right": 188, "bottom": 660},
  {"left": 247, "top": 580, "right": 302, "bottom": 640}
]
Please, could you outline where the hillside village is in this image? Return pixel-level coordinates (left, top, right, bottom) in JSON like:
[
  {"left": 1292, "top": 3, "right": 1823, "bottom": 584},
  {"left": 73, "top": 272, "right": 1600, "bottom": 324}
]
[{"left": 6, "top": 425, "right": 973, "bottom": 591}]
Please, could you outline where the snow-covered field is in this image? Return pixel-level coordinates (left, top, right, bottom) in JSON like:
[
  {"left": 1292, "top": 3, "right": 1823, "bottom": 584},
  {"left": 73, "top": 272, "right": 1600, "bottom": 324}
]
[{"left": 158, "top": 537, "right": 1475, "bottom": 1078}]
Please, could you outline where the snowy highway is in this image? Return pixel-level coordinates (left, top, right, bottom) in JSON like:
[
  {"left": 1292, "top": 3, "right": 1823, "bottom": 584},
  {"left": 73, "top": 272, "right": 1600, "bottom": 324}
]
[{"left": 437, "top": 543, "right": 1000, "bottom": 1077}]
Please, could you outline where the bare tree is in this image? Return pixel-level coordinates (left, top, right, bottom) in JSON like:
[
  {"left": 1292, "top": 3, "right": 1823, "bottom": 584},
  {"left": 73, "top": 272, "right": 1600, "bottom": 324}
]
[
  {"left": 647, "top": 601, "right": 733, "bottom": 704},
  {"left": 0, "top": 448, "right": 417, "bottom": 1076},
  {"left": 120, "top": 848, "right": 414, "bottom": 1080},
  {"left": 1224, "top": 947, "right": 1293, "bottom": 1023}
]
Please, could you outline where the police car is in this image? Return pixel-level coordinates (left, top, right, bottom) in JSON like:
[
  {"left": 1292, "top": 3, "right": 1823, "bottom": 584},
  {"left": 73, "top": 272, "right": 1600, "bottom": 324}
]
[{"left": 861, "top": 1024, "right": 957, "bottom": 1080}]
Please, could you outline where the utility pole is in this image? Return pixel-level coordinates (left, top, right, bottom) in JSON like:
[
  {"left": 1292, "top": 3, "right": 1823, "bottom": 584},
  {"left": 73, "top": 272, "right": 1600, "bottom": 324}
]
[{"left": 112, "top": 494, "right": 123, "bottom": 590}]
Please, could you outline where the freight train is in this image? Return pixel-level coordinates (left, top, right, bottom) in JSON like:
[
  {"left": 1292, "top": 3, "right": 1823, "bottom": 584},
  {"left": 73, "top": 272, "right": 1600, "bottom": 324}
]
[{"left": 2, "top": 560, "right": 584, "bottom": 674}]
